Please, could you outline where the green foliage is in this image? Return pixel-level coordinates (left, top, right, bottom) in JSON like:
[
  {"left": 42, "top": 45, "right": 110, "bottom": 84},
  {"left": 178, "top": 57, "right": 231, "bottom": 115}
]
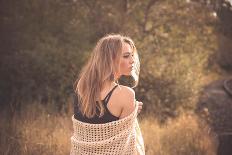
[
  {"left": 0, "top": 0, "right": 222, "bottom": 121},
  {"left": 134, "top": 0, "right": 219, "bottom": 121}
]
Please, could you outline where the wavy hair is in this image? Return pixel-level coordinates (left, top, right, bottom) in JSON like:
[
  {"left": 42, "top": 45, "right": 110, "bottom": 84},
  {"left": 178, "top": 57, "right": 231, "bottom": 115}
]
[{"left": 75, "top": 34, "right": 140, "bottom": 118}]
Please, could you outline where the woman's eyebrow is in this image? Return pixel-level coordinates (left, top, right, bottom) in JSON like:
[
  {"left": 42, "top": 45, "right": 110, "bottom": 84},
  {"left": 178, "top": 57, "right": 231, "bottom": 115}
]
[{"left": 123, "top": 52, "right": 132, "bottom": 55}]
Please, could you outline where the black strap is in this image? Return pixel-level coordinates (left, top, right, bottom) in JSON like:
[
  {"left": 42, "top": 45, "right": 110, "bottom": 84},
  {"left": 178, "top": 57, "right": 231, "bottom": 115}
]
[{"left": 103, "top": 85, "right": 118, "bottom": 104}]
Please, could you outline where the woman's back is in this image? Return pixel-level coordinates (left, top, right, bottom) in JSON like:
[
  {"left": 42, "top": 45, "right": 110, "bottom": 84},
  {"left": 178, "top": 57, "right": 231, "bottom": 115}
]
[{"left": 74, "top": 84, "right": 136, "bottom": 124}]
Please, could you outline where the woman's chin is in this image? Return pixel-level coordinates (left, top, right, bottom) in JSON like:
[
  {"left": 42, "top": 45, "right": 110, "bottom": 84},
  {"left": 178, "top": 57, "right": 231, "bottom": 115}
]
[{"left": 125, "top": 72, "right": 133, "bottom": 76}]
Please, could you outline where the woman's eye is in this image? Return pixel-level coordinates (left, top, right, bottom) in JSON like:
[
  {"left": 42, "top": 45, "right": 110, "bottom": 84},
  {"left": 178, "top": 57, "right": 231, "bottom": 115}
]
[{"left": 123, "top": 55, "right": 129, "bottom": 58}]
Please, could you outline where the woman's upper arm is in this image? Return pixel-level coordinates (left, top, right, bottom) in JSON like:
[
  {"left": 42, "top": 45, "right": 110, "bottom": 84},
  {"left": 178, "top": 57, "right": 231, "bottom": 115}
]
[{"left": 119, "top": 87, "right": 136, "bottom": 119}]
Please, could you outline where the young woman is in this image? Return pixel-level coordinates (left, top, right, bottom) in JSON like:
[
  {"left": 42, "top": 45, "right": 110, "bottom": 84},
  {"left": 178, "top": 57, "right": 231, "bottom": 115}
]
[{"left": 71, "top": 34, "right": 145, "bottom": 155}]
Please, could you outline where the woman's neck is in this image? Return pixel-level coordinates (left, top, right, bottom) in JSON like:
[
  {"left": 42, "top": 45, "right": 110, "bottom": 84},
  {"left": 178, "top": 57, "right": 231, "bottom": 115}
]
[{"left": 102, "top": 81, "right": 117, "bottom": 90}]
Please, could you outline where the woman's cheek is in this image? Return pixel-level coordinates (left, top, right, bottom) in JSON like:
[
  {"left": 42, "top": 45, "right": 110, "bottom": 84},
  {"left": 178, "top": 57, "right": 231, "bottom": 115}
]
[
  {"left": 120, "top": 60, "right": 127, "bottom": 69},
  {"left": 120, "top": 60, "right": 130, "bottom": 75}
]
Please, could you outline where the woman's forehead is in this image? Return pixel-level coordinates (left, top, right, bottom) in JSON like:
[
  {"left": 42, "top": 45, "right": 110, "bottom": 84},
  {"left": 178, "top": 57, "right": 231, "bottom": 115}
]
[{"left": 122, "top": 43, "right": 132, "bottom": 54}]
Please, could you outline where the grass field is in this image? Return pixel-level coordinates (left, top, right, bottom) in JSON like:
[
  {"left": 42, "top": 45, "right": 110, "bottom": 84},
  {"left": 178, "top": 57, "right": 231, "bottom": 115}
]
[{"left": 0, "top": 101, "right": 218, "bottom": 155}]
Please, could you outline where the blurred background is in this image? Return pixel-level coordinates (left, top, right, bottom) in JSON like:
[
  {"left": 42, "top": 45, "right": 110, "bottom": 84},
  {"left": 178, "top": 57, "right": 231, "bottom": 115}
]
[{"left": 1, "top": 0, "right": 232, "bottom": 154}]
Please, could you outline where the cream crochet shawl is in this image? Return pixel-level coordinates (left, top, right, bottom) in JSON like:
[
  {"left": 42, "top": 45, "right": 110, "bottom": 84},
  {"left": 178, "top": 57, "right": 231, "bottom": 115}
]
[{"left": 70, "top": 103, "right": 145, "bottom": 155}]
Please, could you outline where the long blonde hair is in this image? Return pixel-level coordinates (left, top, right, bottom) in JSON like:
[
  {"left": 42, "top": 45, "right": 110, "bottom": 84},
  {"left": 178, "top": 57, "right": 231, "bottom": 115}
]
[{"left": 75, "top": 34, "right": 140, "bottom": 118}]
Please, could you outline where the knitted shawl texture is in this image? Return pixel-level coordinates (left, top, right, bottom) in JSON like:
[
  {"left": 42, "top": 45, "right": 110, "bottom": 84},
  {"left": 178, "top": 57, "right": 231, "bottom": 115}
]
[{"left": 70, "top": 103, "right": 145, "bottom": 155}]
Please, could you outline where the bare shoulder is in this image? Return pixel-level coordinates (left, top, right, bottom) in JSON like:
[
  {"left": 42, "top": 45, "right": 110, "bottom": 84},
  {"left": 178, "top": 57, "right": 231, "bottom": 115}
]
[
  {"left": 115, "top": 85, "right": 136, "bottom": 118},
  {"left": 116, "top": 85, "right": 135, "bottom": 97}
]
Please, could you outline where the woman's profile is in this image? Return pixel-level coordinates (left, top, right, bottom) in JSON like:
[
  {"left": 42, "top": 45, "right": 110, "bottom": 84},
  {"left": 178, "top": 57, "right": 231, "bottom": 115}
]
[{"left": 70, "top": 34, "right": 145, "bottom": 155}]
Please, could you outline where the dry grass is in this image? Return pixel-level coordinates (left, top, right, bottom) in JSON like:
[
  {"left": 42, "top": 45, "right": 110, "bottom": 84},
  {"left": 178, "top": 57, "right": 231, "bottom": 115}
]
[
  {"left": 0, "top": 102, "right": 218, "bottom": 155},
  {"left": 0, "top": 102, "right": 73, "bottom": 155},
  {"left": 140, "top": 113, "right": 218, "bottom": 155}
]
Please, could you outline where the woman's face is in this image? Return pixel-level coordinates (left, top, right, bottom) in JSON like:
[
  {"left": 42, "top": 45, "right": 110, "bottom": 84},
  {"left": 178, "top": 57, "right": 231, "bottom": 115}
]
[{"left": 116, "top": 42, "right": 134, "bottom": 77}]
